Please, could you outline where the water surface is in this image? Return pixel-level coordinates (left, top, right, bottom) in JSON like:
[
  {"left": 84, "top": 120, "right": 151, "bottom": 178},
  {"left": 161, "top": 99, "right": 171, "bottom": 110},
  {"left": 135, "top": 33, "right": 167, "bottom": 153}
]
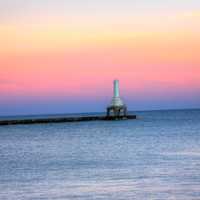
[{"left": 0, "top": 109, "right": 200, "bottom": 199}]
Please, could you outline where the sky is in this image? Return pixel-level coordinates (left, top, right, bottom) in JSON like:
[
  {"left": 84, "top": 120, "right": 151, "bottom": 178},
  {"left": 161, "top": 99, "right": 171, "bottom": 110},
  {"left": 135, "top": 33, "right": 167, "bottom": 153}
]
[{"left": 0, "top": 0, "right": 200, "bottom": 116}]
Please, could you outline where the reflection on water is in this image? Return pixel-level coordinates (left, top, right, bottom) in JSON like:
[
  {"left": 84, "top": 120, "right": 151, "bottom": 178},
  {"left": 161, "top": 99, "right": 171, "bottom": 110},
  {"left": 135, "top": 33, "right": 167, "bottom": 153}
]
[{"left": 0, "top": 109, "right": 200, "bottom": 199}]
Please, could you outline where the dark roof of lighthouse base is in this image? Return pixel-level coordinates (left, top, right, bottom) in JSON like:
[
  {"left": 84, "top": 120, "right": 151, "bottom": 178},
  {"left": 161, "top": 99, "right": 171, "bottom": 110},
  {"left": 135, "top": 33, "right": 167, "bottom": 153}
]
[{"left": 107, "top": 105, "right": 127, "bottom": 109}]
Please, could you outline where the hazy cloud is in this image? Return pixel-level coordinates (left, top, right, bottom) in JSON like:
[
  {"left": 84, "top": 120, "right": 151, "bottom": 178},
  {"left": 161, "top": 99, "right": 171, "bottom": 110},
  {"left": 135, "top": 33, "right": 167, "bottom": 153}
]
[{"left": 0, "top": 0, "right": 200, "bottom": 22}]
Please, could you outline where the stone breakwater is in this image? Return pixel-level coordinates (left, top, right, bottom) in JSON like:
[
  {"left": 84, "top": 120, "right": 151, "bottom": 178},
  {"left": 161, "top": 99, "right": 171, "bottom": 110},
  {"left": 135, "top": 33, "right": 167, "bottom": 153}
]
[{"left": 0, "top": 115, "right": 137, "bottom": 126}]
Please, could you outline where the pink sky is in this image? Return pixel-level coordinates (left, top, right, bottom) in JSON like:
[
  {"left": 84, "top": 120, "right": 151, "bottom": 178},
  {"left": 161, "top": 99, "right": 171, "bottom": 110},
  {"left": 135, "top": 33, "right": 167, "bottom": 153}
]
[{"left": 0, "top": 1, "right": 200, "bottom": 115}]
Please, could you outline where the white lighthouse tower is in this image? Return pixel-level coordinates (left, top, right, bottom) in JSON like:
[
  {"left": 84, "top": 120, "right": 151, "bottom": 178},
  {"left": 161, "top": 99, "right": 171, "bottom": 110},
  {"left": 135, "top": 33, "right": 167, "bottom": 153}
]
[{"left": 107, "top": 80, "right": 127, "bottom": 118}]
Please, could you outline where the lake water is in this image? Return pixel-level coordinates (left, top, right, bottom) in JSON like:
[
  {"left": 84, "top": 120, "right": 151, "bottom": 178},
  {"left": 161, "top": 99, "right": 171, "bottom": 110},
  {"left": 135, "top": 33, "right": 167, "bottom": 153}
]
[{"left": 0, "top": 109, "right": 200, "bottom": 200}]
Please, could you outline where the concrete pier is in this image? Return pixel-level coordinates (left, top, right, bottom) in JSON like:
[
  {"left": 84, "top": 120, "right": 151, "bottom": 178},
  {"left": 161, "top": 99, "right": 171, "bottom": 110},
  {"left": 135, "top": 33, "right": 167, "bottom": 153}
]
[
  {"left": 0, "top": 115, "right": 137, "bottom": 126},
  {"left": 0, "top": 80, "right": 137, "bottom": 126}
]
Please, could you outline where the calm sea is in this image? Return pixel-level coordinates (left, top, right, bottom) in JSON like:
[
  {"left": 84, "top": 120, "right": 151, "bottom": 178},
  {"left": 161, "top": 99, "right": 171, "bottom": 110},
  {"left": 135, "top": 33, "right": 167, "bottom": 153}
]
[{"left": 0, "top": 109, "right": 200, "bottom": 200}]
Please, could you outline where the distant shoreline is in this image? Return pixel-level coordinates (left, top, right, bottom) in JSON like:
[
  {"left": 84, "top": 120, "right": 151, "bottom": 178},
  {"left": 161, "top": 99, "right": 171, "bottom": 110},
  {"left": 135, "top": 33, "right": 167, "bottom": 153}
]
[{"left": 0, "top": 107, "right": 199, "bottom": 120}]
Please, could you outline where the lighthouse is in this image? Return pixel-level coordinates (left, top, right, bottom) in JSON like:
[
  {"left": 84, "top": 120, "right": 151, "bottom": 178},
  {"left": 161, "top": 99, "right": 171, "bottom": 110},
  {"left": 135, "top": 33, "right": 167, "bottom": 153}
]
[{"left": 107, "top": 80, "right": 127, "bottom": 118}]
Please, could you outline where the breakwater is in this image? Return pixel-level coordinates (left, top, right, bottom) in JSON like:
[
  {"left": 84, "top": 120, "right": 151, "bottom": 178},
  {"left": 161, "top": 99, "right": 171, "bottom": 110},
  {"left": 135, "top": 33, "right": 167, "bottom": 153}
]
[{"left": 0, "top": 115, "right": 136, "bottom": 126}]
